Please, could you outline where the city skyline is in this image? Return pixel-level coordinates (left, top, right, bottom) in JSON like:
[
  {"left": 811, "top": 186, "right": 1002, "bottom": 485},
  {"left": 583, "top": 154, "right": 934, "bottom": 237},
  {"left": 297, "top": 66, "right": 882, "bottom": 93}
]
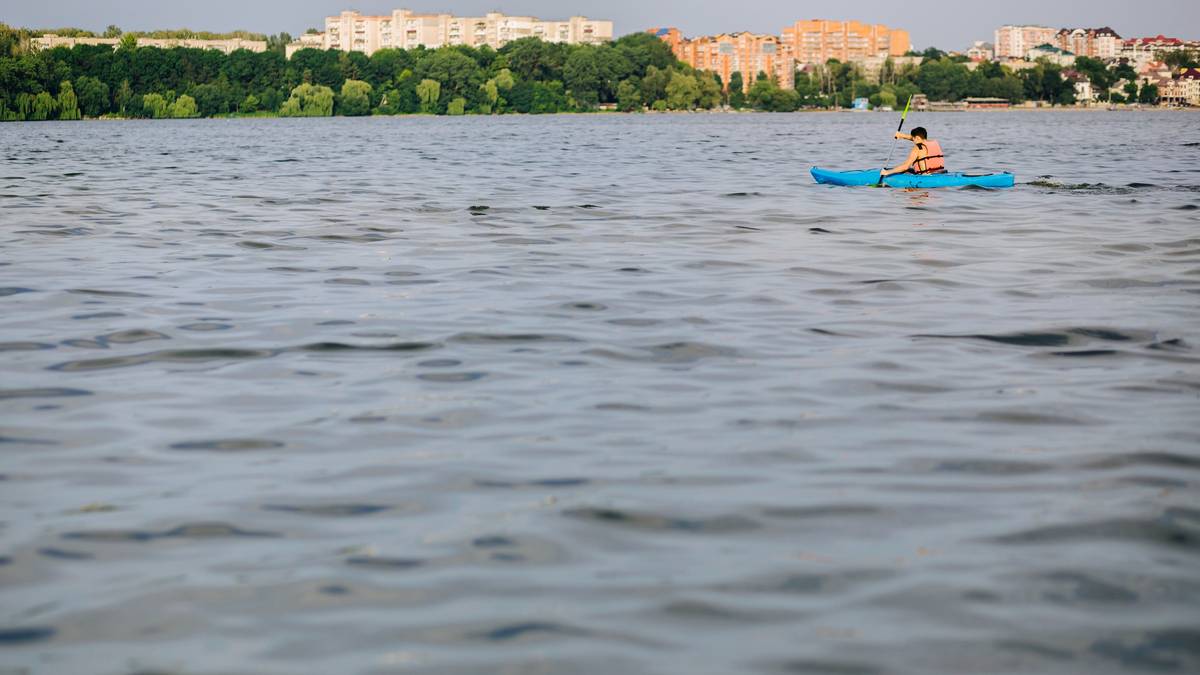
[{"left": 4, "top": 0, "right": 1199, "bottom": 50}]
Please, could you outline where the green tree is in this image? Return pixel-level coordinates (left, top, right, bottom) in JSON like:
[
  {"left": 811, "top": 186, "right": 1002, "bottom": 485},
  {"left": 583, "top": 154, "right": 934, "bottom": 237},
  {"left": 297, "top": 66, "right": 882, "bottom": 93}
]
[
  {"left": 481, "top": 78, "right": 499, "bottom": 110},
  {"left": 564, "top": 46, "right": 602, "bottom": 108},
  {"left": 1074, "top": 56, "right": 1113, "bottom": 100},
  {"left": 640, "top": 65, "right": 670, "bottom": 106},
  {"left": 748, "top": 78, "right": 800, "bottom": 112},
  {"left": 416, "top": 78, "right": 440, "bottom": 113},
  {"left": 501, "top": 37, "right": 569, "bottom": 83},
  {"left": 446, "top": 96, "right": 466, "bottom": 115},
  {"left": 142, "top": 93, "right": 169, "bottom": 118},
  {"left": 240, "top": 93, "right": 259, "bottom": 113},
  {"left": 279, "top": 83, "right": 334, "bottom": 116},
  {"left": 170, "top": 94, "right": 198, "bottom": 118},
  {"left": 414, "top": 48, "right": 481, "bottom": 108},
  {"left": 1162, "top": 50, "right": 1200, "bottom": 70},
  {"left": 115, "top": 79, "right": 134, "bottom": 115},
  {"left": 665, "top": 71, "right": 700, "bottom": 110},
  {"left": 339, "top": 79, "right": 372, "bottom": 116},
  {"left": 375, "top": 88, "right": 402, "bottom": 114},
  {"left": 616, "top": 78, "right": 642, "bottom": 112},
  {"left": 266, "top": 32, "right": 293, "bottom": 55},
  {"left": 494, "top": 68, "right": 515, "bottom": 91},
  {"left": 1138, "top": 82, "right": 1159, "bottom": 104},
  {"left": 916, "top": 58, "right": 970, "bottom": 101},
  {"left": 728, "top": 71, "right": 746, "bottom": 108},
  {"left": 613, "top": 32, "right": 676, "bottom": 73},
  {"left": 73, "top": 75, "right": 108, "bottom": 117},
  {"left": 57, "top": 80, "right": 80, "bottom": 120},
  {"left": 696, "top": 72, "right": 722, "bottom": 109},
  {"left": 189, "top": 81, "right": 233, "bottom": 116},
  {"left": 118, "top": 34, "right": 138, "bottom": 52},
  {"left": 529, "top": 80, "right": 566, "bottom": 113}
]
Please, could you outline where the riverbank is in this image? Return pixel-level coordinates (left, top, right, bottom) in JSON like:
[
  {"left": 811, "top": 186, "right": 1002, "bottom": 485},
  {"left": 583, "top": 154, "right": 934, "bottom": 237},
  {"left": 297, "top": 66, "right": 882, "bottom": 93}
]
[{"left": 6, "top": 104, "right": 1193, "bottom": 124}]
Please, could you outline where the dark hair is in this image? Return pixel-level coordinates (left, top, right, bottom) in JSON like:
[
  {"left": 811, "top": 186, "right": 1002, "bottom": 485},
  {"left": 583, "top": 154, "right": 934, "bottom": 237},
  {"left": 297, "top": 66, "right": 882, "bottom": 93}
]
[{"left": 911, "top": 127, "right": 928, "bottom": 140}]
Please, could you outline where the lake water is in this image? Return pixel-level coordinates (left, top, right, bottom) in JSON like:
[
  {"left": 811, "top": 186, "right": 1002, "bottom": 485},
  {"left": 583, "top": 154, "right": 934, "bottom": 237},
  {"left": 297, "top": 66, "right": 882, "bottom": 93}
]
[{"left": 1, "top": 112, "right": 1198, "bottom": 675}]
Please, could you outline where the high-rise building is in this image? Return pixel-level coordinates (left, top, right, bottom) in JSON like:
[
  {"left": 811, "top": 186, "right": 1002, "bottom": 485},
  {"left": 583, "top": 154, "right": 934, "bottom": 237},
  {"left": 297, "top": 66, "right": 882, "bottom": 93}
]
[
  {"left": 1056, "top": 27, "right": 1122, "bottom": 59},
  {"left": 665, "top": 32, "right": 795, "bottom": 92},
  {"left": 994, "top": 25, "right": 1057, "bottom": 59},
  {"left": 780, "top": 20, "right": 911, "bottom": 64},
  {"left": 288, "top": 9, "right": 613, "bottom": 57},
  {"left": 651, "top": 18, "right": 911, "bottom": 93}
]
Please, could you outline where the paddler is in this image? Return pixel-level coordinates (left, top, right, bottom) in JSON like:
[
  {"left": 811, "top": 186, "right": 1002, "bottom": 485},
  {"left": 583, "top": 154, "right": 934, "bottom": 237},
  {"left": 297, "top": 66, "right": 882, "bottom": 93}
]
[{"left": 880, "top": 127, "right": 946, "bottom": 178}]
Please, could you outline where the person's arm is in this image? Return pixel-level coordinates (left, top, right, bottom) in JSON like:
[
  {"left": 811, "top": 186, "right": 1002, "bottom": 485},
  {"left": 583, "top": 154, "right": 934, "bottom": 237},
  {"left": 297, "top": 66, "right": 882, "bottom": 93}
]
[
  {"left": 894, "top": 132, "right": 912, "bottom": 141},
  {"left": 883, "top": 147, "right": 919, "bottom": 177}
]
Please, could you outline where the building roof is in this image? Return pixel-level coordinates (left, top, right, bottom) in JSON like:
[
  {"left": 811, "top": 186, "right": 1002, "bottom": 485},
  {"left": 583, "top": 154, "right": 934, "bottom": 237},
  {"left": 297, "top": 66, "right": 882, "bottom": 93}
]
[
  {"left": 1057, "top": 27, "right": 1121, "bottom": 39},
  {"left": 1029, "top": 43, "right": 1073, "bottom": 55},
  {"left": 1125, "top": 35, "right": 1184, "bottom": 46}
]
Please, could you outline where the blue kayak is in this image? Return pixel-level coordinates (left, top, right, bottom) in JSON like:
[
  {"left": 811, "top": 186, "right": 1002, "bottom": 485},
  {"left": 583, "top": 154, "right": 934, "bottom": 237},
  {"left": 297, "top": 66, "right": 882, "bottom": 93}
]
[{"left": 811, "top": 167, "right": 1015, "bottom": 189}]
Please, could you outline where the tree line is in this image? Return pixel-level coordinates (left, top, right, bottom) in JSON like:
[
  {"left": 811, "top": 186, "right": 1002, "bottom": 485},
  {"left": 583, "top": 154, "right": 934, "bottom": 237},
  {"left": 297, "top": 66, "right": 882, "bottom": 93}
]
[
  {"left": 2, "top": 22, "right": 1186, "bottom": 121},
  {"left": 0, "top": 29, "right": 742, "bottom": 120}
]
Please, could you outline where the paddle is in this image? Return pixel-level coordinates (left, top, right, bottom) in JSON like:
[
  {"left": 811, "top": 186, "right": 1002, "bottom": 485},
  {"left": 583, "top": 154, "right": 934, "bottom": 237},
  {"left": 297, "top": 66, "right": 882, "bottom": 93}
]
[{"left": 877, "top": 94, "right": 914, "bottom": 187}]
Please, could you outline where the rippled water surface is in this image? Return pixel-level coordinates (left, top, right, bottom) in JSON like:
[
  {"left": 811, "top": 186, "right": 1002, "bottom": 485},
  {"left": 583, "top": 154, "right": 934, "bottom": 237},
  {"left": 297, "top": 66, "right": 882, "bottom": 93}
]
[{"left": 2, "top": 112, "right": 1199, "bottom": 674}]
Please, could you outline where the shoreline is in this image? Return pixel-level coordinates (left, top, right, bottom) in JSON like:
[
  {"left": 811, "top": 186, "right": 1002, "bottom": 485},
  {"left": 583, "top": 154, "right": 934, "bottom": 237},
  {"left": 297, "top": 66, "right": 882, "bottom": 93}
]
[{"left": 4, "top": 106, "right": 1194, "bottom": 124}]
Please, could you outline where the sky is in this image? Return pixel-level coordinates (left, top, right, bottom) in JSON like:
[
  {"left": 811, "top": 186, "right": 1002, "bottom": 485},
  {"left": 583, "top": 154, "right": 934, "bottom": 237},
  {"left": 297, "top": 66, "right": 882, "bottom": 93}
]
[{"left": 2, "top": 0, "right": 1198, "bottom": 50}]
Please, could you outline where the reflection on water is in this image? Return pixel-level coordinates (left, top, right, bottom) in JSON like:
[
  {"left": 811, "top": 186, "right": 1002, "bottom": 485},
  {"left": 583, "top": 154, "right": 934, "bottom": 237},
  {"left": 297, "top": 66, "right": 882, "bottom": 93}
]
[{"left": 1, "top": 112, "right": 1199, "bottom": 674}]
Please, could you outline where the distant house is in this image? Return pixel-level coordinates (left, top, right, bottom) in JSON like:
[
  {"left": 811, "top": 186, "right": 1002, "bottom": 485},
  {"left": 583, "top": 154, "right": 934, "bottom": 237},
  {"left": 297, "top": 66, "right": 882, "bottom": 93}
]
[
  {"left": 1161, "top": 68, "right": 1200, "bottom": 107},
  {"left": 1061, "top": 70, "right": 1094, "bottom": 103},
  {"left": 966, "top": 41, "right": 994, "bottom": 62},
  {"left": 963, "top": 97, "right": 1010, "bottom": 109},
  {"left": 1026, "top": 43, "right": 1076, "bottom": 67}
]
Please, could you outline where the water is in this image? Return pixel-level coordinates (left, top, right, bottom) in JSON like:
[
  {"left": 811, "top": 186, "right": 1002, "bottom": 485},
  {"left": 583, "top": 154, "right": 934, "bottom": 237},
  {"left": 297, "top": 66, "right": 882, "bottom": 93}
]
[{"left": 1, "top": 111, "right": 1198, "bottom": 674}]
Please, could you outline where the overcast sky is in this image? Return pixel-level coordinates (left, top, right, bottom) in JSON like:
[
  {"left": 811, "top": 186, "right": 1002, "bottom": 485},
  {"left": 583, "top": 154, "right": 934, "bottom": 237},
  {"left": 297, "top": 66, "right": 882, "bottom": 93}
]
[{"left": 4, "top": 0, "right": 1198, "bottom": 50}]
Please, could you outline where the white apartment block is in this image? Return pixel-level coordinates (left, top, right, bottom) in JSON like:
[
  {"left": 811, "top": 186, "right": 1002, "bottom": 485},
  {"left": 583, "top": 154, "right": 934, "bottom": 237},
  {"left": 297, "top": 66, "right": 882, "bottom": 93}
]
[
  {"left": 32, "top": 34, "right": 266, "bottom": 54},
  {"left": 287, "top": 9, "right": 614, "bottom": 57},
  {"left": 993, "top": 25, "right": 1057, "bottom": 59}
]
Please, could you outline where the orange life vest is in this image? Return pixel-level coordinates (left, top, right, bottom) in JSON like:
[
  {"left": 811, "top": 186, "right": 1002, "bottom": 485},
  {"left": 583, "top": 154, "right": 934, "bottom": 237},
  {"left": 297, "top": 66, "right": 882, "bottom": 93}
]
[{"left": 913, "top": 140, "right": 946, "bottom": 174}]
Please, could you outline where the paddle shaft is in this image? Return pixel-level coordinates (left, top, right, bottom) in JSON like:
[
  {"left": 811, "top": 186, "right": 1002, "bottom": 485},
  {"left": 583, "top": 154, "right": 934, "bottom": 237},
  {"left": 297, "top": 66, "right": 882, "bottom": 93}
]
[{"left": 879, "top": 95, "right": 914, "bottom": 184}]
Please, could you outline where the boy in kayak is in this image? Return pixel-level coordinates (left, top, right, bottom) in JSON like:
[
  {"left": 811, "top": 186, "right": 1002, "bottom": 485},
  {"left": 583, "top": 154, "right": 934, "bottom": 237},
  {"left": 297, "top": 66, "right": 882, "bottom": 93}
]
[{"left": 880, "top": 127, "right": 946, "bottom": 177}]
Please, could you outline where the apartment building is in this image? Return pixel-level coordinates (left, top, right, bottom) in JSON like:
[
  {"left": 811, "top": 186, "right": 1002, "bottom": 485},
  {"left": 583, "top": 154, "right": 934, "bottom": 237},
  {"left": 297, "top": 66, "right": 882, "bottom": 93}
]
[
  {"left": 1120, "top": 35, "right": 1200, "bottom": 67},
  {"left": 670, "top": 32, "right": 796, "bottom": 92},
  {"left": 1160, "top": 68, "right": 1200, "bottom": 106},
  {"left": 650, "top": 18, "right": 911, "bottom": 92},
  {"left": 32, "top": 34, "right": 266, "bottom": 54},
  {"left": 994, "top": 25, "right": 1057, "bottom": 59},
  {"left": 289, "top": 9, "right": 613, "bottom": 57},
  {"left": 1055, "top": 27, "right": 1122, "bottom": 59},
  {"left": 781, "top": 20, "right": 910, "bottom": 64}
]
